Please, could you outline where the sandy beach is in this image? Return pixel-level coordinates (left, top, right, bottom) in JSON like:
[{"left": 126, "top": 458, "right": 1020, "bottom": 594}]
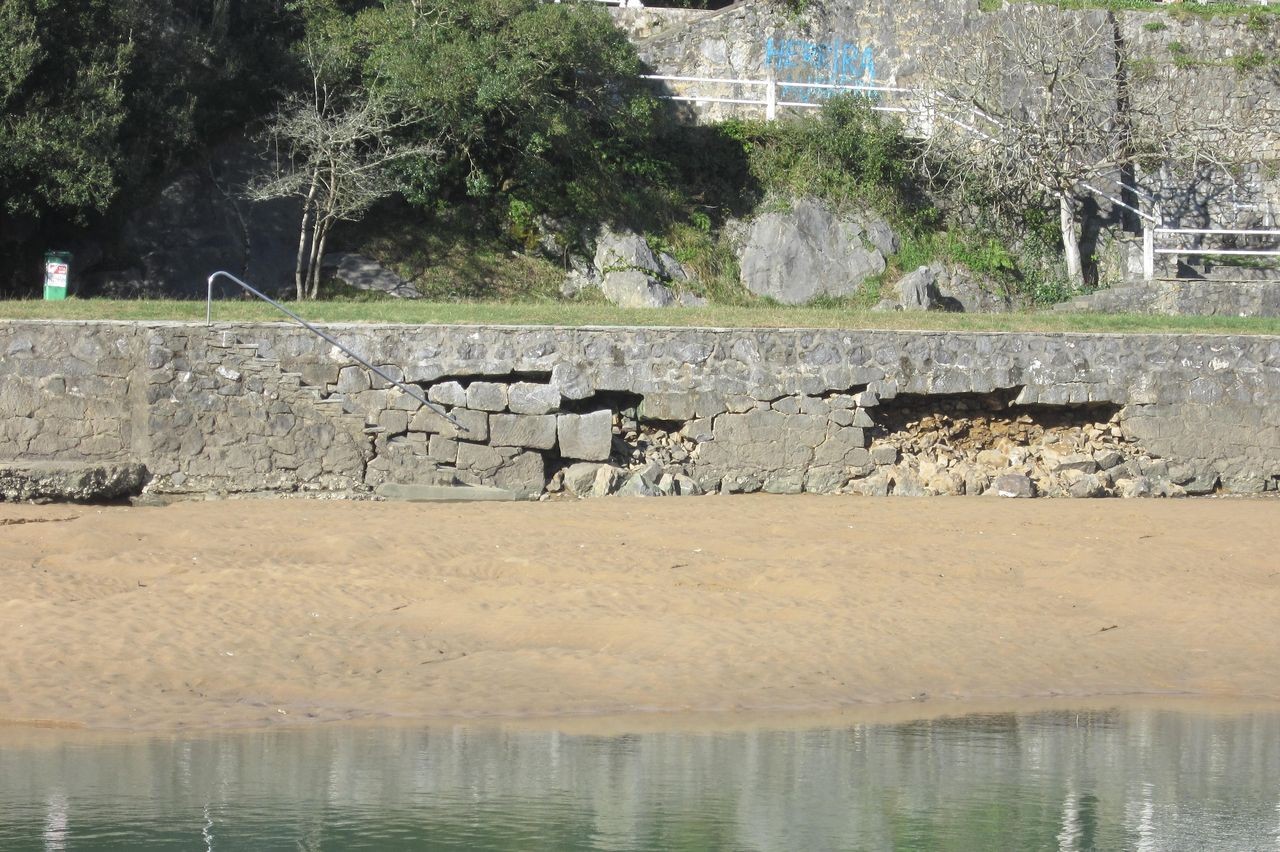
[{"left": 1, "top": 495, "right": 1277, "bottom": 731}]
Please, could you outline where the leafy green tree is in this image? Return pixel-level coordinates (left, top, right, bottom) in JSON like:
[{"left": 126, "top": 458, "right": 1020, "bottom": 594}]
[
  {"left": 0, "top": 0, "right": 300, "bottom": 294},
  {"left": 357, "top": 0, "right": 662, "bottom": 231},
  {"left": 251, "top": 0, "right": 664, "bottom": 290},
  {"left": 251, "top": 1, "right": 437, "bottom": 299},
  {"left": 0, "top": 1, "right": 132, "bottom": 223}
]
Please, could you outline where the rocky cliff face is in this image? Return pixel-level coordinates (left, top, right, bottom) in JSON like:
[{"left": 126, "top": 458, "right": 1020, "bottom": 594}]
[{"left": 94, "top": 140, "right": 301, "bottom": 299}]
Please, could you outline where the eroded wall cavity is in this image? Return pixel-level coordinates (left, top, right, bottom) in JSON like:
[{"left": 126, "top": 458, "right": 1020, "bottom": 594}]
[{"left": 1, "top": 321, "right": 1277, "bottom": 500}]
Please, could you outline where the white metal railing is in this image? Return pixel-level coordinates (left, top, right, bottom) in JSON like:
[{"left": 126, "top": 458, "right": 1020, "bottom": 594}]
[
  {"left": 1151, "top": 227, "right": 1280, "bottom": 268},
  {"left": 553, "top": 0, "right": 640, "bottom": 6},
  {"left": 644, "top": 72, "right": 1280, "bottom": 281},
  {"left": 641, "top": 74, "right": 910, "bottom": 121}
]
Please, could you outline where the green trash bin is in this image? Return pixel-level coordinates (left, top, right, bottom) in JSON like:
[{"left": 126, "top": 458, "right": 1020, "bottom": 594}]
[{"left": 44, "top": 251, "right": 72, "bottom": 300}]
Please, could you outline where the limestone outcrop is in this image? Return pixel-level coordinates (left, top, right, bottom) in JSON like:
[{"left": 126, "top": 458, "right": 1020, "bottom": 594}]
[
  {"left": 736, "top": 198, "right": 897, "bottom": 304},
  {"left": 564, "top": 226, "right": 706, "bottom": 308}
]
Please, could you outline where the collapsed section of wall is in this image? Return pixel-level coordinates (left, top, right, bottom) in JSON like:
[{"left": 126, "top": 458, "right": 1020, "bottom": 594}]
[{"left": 1, "top": 321, "right": 1277, "bottom": 500}]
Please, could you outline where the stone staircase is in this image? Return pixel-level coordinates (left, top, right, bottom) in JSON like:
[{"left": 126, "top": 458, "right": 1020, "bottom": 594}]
[
  {"left": 142, "top": 330, "right": 374, "bottom": 495},
  {"left": 199, "top": 330, "right": 521, "bottom": 501}
]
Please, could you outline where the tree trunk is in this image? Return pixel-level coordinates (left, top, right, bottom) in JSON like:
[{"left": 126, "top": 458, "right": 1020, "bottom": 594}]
[
  {"left": 310, "top": 221, "right": 331, "bottom": 300},
  {"left": 305, "top": 214, "right": 326, "bottom": 300},
  {"left": 1059, "top": 192, "right": 1084, "bottom": 290},
  {"left": 307, "top": 174, "right": 339, "bottom": 300},
  {"left": 294, "top": 172, "right": 320, "bottom": 301}
]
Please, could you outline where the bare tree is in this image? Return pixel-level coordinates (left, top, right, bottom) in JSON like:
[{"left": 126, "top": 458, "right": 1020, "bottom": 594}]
[
  {"left": 250, "top": 40, "right": 438, "bottom": 299},
  {"left": 914, "top": 7, "right": 1243, "bottom": 289}
]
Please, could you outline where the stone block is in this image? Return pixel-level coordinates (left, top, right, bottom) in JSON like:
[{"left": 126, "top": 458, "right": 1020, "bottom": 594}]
[
  {"left": 1043, "top": 452, "right": 1097, "bottom": 474},
  {"left": 557, "top": 411, "right": 613, "bottom": 461},
  {"left": 617, "top": 472, "right": 662, "bottom": 497},
  {"left": 427, "top": 381, "right": 467, "bottom": 407},
  {"left": 563, "top": 462, "right": 605, "bottom": 497},
  {"left": 1093, "top": 449, "right": 1124, "bottom": 470},
  {"left": 1116, "top": 476, "right": 1154, "bottom": 498},
  {"left": 848, "top": 470, "right": 891, "bottom": 497},
  {"left": 1067, "top": 474, "right": 1108, "bottom": 498},
  {"left": 870, "top": 445, "right": 899, "bottom": 465},
  {"left": 642, "top": 392, "right": 696, "bottom": 421},
  {"left": 410, "top": 407, "right": 488, "bottom": 441},
  {"left": 692, "top": 391, "right": 728, "bottom": 418},
  {"left": 680, "top": 418, "right": 715, "bottom": 443},
  {"left": 377, "top": 409, "right": 409, "bottom": 434},
  {"left": 592, "top": 465, "right": 625, "bottom": 497},
  {"left": 853, "top": 390, "right": 880, "bottom": 408},
  {"left": 493, "top": 451, "right": 546, "bottom": 499},
  {"left": 467, "top": 381, "right": 509, "bottom": 412},
  {"left": 490, "top": 414, "right": 557, "bottom": 449},
  {"left": 888, "top": 467, "right": 927, "bottom": 497},
  {"left": 368, "top": 364, "right": 405, "bottom": 390},
  {"left": 336, "top": 365, "right": 370, "bottom": 393},
  {"left": 456, "top": 441, "right": 504, "bottom": 474},
  {"left": 376, "top": 483, "right": 514, "bottom": 502},
  {"left": 552, "top": 364, "right": 592, "bottom": 400},
  {"left": 672, "top": 473, "right": 703, "bottom": 496},
  {"left": 429, "top": 435, "right": 458, "bottom": 464},
  {"left": 508, "top": 382, "right": 561, "bottom": 415},
  {"left": 992, "top": 473, "right": 1036, "bottom": 498},
  {"left": 798, "top": 395, "right": 830, "bottom": 415},
  {"left": 976, "top": 449, "right": 1008, "bottom": 470},
  {"left": 389, "top": 389, "right": 423, "bottom": 411}
]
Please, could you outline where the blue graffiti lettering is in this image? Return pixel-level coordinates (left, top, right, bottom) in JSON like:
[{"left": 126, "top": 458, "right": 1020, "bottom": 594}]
[{"left": 765, "top": 37, "right": 876, "bottom": 104}]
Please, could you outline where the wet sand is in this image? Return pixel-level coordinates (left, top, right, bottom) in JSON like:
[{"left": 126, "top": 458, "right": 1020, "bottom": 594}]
[{"left": 1, "top": 495, "right": 1277, "bottom": 731}]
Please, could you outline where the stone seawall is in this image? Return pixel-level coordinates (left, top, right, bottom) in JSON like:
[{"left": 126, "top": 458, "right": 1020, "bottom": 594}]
[{"left": 2, "top": 321, "right": 1278, "bottom": 500}]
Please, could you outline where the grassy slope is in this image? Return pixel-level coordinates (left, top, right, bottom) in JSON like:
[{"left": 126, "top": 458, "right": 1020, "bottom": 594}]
[{"left": 3, "top": 298, "right": 1278, "bottom": 334}]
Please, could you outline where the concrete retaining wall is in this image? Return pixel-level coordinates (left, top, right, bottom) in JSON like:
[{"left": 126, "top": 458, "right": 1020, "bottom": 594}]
[{"left": 2, "top": 321, "right": 1278, "bottom": 499}]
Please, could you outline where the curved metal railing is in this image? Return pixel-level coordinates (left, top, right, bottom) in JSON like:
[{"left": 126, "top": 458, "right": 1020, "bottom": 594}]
[{"left": 205, "top": 271, "right": 466, "bottom": 432}]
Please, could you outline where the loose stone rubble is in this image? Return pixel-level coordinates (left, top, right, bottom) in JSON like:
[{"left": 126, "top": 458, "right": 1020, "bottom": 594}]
[
  {"left": 848, "top": 394, "right": 1199, "bottom": 498},
  {"left": 537, "top": 392, "right": 1202, "bottom": 500}
]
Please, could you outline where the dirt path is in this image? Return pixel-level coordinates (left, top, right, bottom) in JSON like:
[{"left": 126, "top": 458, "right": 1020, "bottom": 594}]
[{"left": 1, "top": 495, "right": 1277, "bottom": 731}]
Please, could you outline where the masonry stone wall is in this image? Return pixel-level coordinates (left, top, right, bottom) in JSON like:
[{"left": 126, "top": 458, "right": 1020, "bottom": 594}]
[
  {"left": 2, "top": 320, "right": 1278, "bottom": 500},
  {"left": 1057, "top": 278, "right": 1280, "bottom": 317},
  {"left": 635, "top": 0, "right": 1280, "bottom": 228},
  {"left": 609, "top": 6, "right": 713, "bottom": 41}
]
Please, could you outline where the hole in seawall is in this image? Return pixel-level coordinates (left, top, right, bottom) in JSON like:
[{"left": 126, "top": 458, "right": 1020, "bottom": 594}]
[{"left": 855, "top": 391, "right": 1194, "bottom": 498}]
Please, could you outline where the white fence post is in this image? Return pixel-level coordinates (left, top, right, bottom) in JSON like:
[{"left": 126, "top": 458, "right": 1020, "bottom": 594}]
[
  {"left": 1143, "top": 222, "right": 1155, "bottom": 281},
  {"left": 1143, "top": 200, "right": 1161, "bottom": 281},
  {"left": 765, "top": 74, "right": 776, "bottom": 121}
]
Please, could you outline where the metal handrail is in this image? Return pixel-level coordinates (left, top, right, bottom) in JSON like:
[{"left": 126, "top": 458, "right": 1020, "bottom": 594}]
[{"left": 205, "top": 271, "right": 466, "bottom": 432}]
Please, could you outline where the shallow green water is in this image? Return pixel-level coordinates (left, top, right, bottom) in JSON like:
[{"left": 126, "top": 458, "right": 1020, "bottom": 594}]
[{"left": 1, "top": 707, "right": 1278, "bottom": 851}]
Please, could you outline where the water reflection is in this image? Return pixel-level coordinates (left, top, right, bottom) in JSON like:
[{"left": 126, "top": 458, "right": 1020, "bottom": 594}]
[{"left": 1, "top": 708, "right": 1278, "bottom": 850}]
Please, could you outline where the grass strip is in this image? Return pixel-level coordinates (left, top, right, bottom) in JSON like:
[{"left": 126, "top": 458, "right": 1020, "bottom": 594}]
[{"left": 1, "top": 298, "right": 1278, "bottom": 335}]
